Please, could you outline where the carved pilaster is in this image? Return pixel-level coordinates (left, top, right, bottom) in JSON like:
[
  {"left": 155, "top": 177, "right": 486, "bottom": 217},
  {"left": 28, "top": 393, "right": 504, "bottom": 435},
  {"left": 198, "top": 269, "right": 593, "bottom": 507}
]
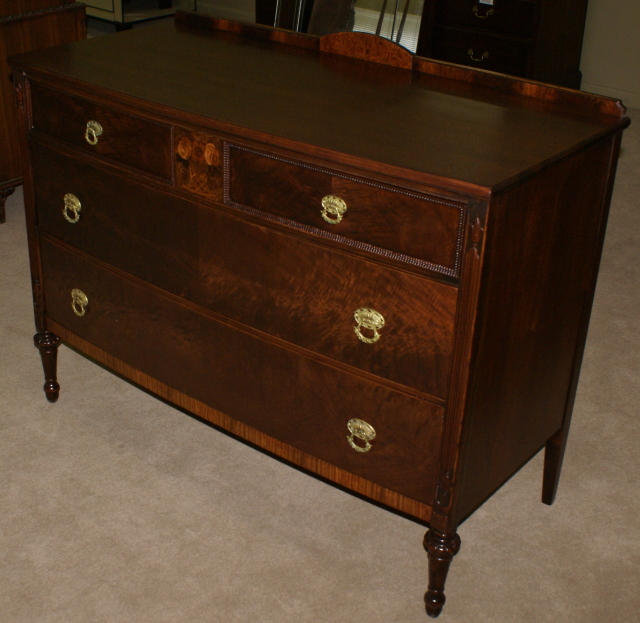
[{"left": 423, "top": 529, "right": 461, "bottom": 618}]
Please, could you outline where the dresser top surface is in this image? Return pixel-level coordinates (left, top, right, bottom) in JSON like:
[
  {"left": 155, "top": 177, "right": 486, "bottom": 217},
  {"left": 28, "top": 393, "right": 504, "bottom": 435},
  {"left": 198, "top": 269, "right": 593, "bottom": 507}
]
[{"left": 11, "top": 17, "right": 628, "bottom": 192}]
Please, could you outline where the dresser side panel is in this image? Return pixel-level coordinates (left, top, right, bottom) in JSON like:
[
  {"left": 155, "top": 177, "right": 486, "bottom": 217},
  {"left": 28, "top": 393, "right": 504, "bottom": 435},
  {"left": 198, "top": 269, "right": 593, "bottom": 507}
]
[{"left": 454, "top": 134, "right": 620, "bottom": 522}]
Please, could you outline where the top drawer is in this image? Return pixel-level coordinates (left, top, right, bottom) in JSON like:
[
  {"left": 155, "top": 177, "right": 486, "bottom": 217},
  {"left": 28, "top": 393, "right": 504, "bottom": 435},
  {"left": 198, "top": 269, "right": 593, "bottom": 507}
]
[
  {"left": 226, "top": 145, "right": 465, "bottom": 277},
  {"left": 436, "top": 0, "right": 536, "bottom": 39},
  {"left": 29, "top": 82, "right": 173, "bottom": 180}
]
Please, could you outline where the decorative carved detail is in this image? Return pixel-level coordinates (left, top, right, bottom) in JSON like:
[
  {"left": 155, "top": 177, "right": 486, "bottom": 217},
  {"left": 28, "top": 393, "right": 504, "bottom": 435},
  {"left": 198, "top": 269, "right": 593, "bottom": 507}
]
[
  {"left": 33, "top": 331, "right": 61, "bottom": 402},
  {"left": 175, "top": 128, "right": 224, "bottom": 200},
  {"left": 13, "top": 73, "right": 24, "bottom": 111},
  {"left": 423, "top": 529, "right": 461, "bottom": 618},
  {"left": 435, "top": 469, "right": 453, "bottom": 509},
  {"left": 470, "top": 216, "right": 484, "bottom": 258}
]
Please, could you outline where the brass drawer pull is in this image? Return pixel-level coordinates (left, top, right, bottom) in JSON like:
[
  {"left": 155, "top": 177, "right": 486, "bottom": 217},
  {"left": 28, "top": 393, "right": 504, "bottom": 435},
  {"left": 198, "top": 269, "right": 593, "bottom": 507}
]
[
  {"left": 85, "top": 120, "right": 103, "bottom": 145},
  {"left": 473, "top": 5, "right": 494, "bottom": 18},
  {"left": 63, "top": 193, "right": 82, "bottom": 223},
  {"left": 71, "top": 289, "right": 88, "bottom": 316},
  {"left": 347, "top": 418, "right": 376, "bottom": 453},
  {"left": 321, "top": 195, "right": 347, "bottom": 224},
  {"left": 468, "top": 49, "right": 490, "bottom": 62},
  {"left": 354, "top": 308, "right": 385, "bottom": 344}
]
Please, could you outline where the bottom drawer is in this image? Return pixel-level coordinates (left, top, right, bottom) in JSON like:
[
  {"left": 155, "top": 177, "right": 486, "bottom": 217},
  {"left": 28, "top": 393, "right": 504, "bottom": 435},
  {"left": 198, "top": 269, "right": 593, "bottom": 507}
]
[
  {"left": 40, "top": 238, "right": 444, "bottom": 505},
  {"left": 432, "top": 25, "right": 530, "bottom": 77}
]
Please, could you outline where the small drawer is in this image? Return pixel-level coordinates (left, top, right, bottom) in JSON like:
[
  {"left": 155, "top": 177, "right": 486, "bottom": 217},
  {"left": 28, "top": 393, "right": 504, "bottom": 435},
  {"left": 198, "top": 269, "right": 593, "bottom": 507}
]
[
  {"left": 432, "top": 25, "right": 531, "bottom": 78},
  {"left": 32, "top": 142, "right": 457, "bottom": 400},
  {"left": 436, "top": 0, "right": 536, "bottom": 39},
  {"left": 29, "top": 82, "right": 172, "bottom": 180},
  {"left": 40, "top": 238, "right": 444, "bottom": 505},
  {"left": 226, "top": 145, "right": 465, "bottom": 277}
]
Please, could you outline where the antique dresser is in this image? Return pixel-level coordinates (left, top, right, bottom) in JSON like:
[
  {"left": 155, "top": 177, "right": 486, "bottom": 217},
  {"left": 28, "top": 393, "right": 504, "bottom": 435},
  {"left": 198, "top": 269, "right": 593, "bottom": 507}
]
[
  {"left": 10, "top": 12, "right": 629, "bottom": 617},
  {"left": 0, "top": 0, "right": 85, "bottom": 222}
]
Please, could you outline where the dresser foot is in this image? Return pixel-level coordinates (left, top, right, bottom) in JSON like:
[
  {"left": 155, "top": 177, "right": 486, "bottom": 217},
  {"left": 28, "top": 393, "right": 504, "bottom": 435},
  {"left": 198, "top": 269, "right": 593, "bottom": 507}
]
[
  {"left": 424, "top": 529, "right": 461, "bottom": 618},
  {"left": 34, "top": 331, "right": 61, "bottom": 402},
  {"left": 542, "top": 427, "right": 569, "bottom": 505},
  {"left": 0, "top": 187, "right": 15, "bottom": 223}
]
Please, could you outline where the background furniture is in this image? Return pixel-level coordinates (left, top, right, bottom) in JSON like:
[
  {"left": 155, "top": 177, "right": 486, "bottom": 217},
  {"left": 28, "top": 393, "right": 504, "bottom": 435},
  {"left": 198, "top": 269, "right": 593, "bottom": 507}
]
[
  {"left": 257, "top": 0, "right": 589, "bottom": 87},
  {"left": 11, "top": 11, "right": 628, "bottom": 616},
  {"left": 0, "top": 0, "right": 85, "bottom": 223},
  {"left": 83, "top": 0, "right": 195, "bottom": 31}
]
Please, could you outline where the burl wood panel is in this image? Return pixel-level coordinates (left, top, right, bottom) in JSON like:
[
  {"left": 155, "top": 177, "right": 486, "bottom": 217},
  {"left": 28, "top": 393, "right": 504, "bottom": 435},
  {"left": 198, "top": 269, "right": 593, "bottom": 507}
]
[
  {"left": 32, "top": 141, "right": 457, "bottom": 400},
  {"left": 40, "top": 238, "right": 445, "bottom": 505},
  {"left": 29, "top": 83, "right": 173, "bottom": 180},
  {"left": 453, "top": 135, "right": 619, "bottom": 523},
  {"left": 0, "top": 2, "right": 85, "bottom": 194},
  {"left": 227, "top": 145, "right": 465, "bottom": 276}
]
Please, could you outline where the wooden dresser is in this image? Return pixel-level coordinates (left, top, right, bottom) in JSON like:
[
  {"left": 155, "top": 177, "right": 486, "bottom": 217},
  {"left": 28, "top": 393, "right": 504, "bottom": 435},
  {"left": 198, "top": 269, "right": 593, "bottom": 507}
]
[
  {"left": 0, "top": 0, "right": 85, "bottom": 222},
  {"left": 10, "top": 12, "right": 629, "bottom": 617}
]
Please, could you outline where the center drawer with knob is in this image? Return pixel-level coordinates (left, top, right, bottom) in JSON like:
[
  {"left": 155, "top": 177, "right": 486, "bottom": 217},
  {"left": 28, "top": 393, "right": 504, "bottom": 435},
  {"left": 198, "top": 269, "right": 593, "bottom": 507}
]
[
  {"left": 40, "top": 236, "right": 445, "bottom": 506},
  {"left": 32, "top": 140, "right": 458, "bottom": 400}
]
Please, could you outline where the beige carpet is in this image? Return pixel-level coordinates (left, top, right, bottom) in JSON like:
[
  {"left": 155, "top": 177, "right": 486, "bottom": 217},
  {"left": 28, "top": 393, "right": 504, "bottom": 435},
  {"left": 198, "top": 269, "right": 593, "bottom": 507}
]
[{"left": 1, "top": 111, "right": 639, "bottom": 623}]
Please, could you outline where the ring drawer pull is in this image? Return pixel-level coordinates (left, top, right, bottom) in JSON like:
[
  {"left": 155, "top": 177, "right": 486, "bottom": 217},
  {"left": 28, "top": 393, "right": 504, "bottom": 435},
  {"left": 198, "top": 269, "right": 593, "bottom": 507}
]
[
  {"left": 468, "top": 49, "right": 490, "bottom": 62},
  {"left": 354, "top": 308, "right": 385, "bottom": 344},
  {"left": 347, "top": 418, "right": 376, "bottom": 453},
  {"left": 85, "top": 120, "right": 103, "bottom": 145},
  {"left": 71, "top": 289, "right": 88, "bottom": 317},
  {"left": 321, "top": 195, "right": 347, "bottom": 225},
  {"left": 63, "top": 193, "right": 82, "bottom": 223},
  {"left": 473, "top": 5, "right": 494, "bottom": 18}
]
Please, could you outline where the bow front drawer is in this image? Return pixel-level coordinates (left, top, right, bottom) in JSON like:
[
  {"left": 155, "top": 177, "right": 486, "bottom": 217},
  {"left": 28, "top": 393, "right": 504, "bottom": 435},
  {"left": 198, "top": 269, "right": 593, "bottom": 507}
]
[
  {"left": 29, "top": 82, "right": 173, "bottom": 180},
  {"left": 226, "top": 145, "right": 465, "bottom": 277}
]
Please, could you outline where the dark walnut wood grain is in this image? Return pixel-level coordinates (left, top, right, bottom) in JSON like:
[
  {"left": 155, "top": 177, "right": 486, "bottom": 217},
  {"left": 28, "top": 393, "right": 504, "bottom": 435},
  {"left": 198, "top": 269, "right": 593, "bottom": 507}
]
[
  {"left": 11, "top": 12, "right": 630, "bottom": 618},
  {"left": 0, "top": 0, "right": 85, "bottom": 222}
]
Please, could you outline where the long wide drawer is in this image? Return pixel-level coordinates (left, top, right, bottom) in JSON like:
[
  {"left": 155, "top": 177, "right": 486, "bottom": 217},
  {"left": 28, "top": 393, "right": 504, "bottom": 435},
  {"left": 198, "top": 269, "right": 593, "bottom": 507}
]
[
  {"left": 40, "top": 238, "right": 444, "bottom": 505},
  {"left": 29, "top": 82, "right": 173, "bottom": 180},
  {"left": 33, "top": 142, "right": 458, "bottom": 399}
]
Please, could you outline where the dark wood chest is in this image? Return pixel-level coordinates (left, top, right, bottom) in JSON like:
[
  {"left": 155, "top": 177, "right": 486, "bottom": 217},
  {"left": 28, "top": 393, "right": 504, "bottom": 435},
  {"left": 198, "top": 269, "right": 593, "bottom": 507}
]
[{"left": 10, "top": 12, "right": 628, "bottom": 617}]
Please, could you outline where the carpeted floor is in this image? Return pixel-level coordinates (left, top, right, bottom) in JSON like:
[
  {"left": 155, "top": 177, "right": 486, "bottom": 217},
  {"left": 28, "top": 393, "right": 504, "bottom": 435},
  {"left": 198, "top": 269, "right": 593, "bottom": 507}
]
[{"left": 1, "top": 110, "right": 639, "bottom": 623}]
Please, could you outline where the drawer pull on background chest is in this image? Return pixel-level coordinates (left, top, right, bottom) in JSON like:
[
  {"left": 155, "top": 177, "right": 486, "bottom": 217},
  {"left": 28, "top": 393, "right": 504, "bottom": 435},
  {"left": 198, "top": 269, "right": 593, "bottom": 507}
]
[
  {"left": 63, "top": 193, "right": 82, "bottom": 224},
  {"left": 346, "top": 418, "right": 376, "bottom": 453},
  {"left": 84, "top": 120, "right": 103, "bottom": 146},
  {"left": 354, "top": 308, "right": 385, "bottom": 344},
  {"left": 321, "top": 195, "right": 347, "bottom": 224},
  {"left": 468, "top": 49, "right": 490, "bottom": 62},
  {"left": 473, "top": 4, "right": 494, "bottom": 18},
  {"left": 71, "top": 289, "right": 88, "bottom": 317}
]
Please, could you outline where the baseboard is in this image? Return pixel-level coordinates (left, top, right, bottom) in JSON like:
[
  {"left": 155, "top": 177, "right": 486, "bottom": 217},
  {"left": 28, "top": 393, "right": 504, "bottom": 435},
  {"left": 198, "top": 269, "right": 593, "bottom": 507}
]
[{"left": 581, "top": 82, "right": 640, "bottom": 110}]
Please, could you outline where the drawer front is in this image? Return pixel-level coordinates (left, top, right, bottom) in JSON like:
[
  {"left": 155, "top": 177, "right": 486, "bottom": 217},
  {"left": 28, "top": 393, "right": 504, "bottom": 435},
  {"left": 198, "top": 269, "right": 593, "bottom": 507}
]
[
  {"left": 226, "top": 145, "right": 465, "bottom": 277},
  {"left": 29, "top": 82, "right": 173, "bottom": 180},
  {"left": 432, "top": 26, "right": 531, "bottom": 77},
  {"left": 33, "top": 143, "right": 457, "bottom": 399},
  {"left": 436, "top": 0, "right": 536, "bottom": 38},
  {"left": 40, "top": 238, "right": 444, "bottom": 505}
]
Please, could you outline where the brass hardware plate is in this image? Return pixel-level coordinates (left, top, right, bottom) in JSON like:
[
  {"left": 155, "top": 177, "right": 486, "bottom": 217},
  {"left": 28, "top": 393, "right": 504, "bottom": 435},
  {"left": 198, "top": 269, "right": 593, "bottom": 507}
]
[
  {"left": 85, "top": 120, "right": 103, "bottom": 145},
  {"left": 321, "top": 195, "right": 347, "bottom": 224},
  {"left": 347, "top": 418, "right": 376, "bottom": 453},
  {"left": 473, "top": 5, "right": 494, "bottom": 18},
  {"left": 63, "top": 193, "right": 82, "bottom": 223},
  {"left": 71, "top": 289, "right": 88, "bottom": 317},
  {"left": 468, "top": 49, "right": 490, "bottom": 62},
  {"left": 354, "top": 308, "right": 385, "bottom": 344}
]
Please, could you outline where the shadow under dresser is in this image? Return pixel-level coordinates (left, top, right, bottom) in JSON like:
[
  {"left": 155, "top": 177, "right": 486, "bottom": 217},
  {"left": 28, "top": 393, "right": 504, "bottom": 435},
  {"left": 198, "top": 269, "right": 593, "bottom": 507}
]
[{"left": 10, "top": 11, "right": 629, "bottom": 617}]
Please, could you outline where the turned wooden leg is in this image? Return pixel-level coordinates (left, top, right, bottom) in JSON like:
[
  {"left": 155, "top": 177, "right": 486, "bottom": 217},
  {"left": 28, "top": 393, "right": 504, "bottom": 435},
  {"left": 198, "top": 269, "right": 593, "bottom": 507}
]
[
  {"left": 0, "top": 187, "right": 15, "bottom": 224},
  {"left": 34, "top": 331, "right": 61, "bottom": 403},
  {"left": 542, "top": 426, "right": 569, "bottom": 505},
  {"left": 424, "top": 529, "right": 461, "bottom": 618}
]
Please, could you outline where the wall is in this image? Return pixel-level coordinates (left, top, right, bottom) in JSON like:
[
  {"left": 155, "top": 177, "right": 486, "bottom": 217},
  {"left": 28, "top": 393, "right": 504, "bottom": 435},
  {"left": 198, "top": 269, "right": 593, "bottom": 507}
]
[{"left": 580, "top": 0, "right": 640, "bottom": 108}]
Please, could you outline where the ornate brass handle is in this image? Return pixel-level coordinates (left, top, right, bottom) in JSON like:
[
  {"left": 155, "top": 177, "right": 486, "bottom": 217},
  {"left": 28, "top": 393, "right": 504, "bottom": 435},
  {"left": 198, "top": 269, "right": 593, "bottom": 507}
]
[
  {"left": 473, "top": 5, "right": 494, "bottom": 18},
  {"left": 71, "top": 289, "right": 88, "bottom": 317},
  {"left": 63, "top": 193, "right": 82, "bottom": 224},
  {"left": 85, "top": 120, "right": 103, "bottom": 145},
  {"left": 354, "top": 308, "right": 385, "bottom": 344},
  {"left": 468, "top": 49, "right": 490, "bottom": 62},
  {"left": 347, "top": 418, "right": 376, "bottom": 453},
  {"left": 321, "top": 195, "right": 347, "bottom": 225}
]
